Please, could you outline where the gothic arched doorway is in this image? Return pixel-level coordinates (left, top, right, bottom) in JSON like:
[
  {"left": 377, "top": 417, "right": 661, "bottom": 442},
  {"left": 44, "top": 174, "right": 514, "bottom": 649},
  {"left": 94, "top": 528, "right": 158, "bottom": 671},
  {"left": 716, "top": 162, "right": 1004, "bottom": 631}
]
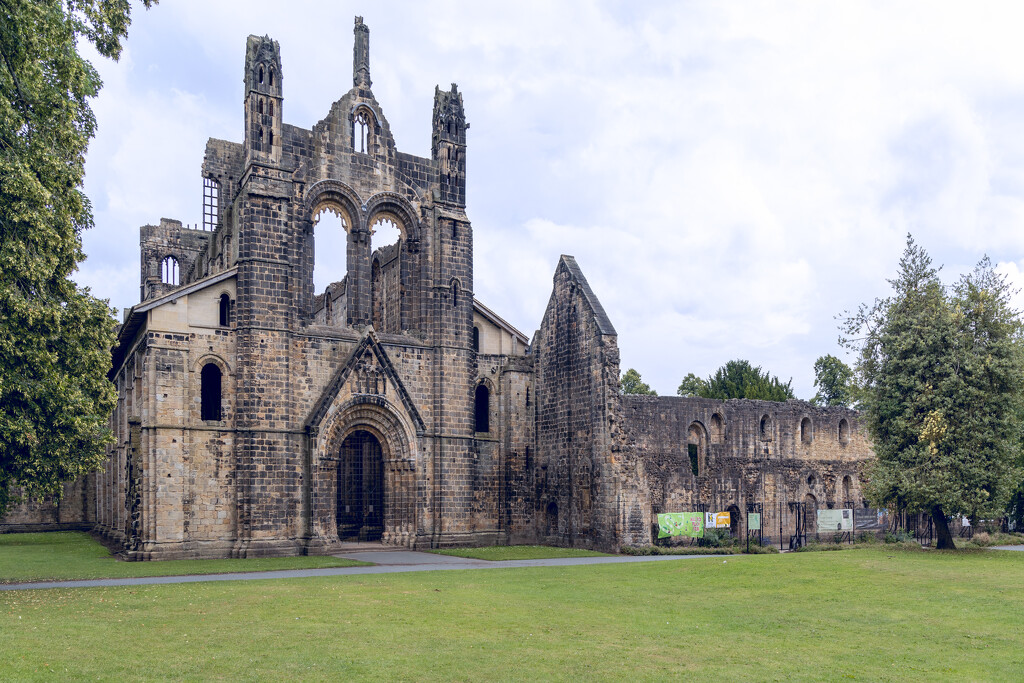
[{"left": 337, "top": 429, "right": 384, "bottom": 542}]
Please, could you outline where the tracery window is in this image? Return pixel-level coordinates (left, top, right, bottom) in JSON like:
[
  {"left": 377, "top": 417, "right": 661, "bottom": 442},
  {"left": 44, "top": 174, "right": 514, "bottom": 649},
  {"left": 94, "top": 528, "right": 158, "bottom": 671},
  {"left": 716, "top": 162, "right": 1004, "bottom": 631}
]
[
  {"left": 354, "top": 110, "right": 370, "bottom": 153},
  {"left": 161, "top": 256, "right": 179, "bottom": 285}
]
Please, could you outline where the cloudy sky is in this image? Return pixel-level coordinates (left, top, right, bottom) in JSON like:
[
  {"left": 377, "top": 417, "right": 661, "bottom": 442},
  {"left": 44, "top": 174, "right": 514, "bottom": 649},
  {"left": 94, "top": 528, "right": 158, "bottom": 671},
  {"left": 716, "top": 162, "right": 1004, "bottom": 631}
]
[{"left": 77, "top": 1, "right": 1024, "bottom": 398}]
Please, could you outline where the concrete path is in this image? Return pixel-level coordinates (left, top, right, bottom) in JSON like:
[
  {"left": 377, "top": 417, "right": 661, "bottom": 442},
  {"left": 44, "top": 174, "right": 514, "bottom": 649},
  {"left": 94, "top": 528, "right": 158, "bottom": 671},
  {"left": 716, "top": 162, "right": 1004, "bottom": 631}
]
[
  {"left": 0, "top": 551, "right": 723, "bottom": 592},
  {"left": 991, "top": 545, "right": 1024, "bottom": 552}
]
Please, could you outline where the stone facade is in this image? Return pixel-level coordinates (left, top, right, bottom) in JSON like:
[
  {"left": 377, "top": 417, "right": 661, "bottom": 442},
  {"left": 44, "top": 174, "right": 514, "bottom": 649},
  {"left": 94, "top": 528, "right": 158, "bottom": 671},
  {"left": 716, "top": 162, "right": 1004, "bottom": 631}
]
[{"left": 1, "top": 18, "right": 874, "bottom": 555}]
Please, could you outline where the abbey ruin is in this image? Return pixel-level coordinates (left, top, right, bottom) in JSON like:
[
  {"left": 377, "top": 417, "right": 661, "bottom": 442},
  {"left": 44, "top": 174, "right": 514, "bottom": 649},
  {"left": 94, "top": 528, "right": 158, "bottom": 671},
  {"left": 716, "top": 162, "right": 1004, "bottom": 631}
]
[{"left": 0, "top": 19, "right": 873, "bottom": 557}]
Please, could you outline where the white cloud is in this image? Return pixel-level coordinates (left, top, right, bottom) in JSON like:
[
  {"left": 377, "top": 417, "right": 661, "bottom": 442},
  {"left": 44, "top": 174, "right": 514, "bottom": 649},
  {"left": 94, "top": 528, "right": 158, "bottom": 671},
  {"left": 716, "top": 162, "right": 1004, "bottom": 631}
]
[{"left": 74, "top": 0, "right": 1024, "bottom": 397}]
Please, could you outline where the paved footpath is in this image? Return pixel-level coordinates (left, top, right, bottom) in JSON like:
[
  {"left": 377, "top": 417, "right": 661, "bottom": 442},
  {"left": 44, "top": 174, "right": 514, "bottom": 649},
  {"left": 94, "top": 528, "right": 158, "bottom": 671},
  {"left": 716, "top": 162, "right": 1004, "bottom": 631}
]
[
  {"left": 0, "top": 551, "right": 723, "bottom": 592},
  {"left": 992, "top": 545, "right": 1024, "bottom": 552}
]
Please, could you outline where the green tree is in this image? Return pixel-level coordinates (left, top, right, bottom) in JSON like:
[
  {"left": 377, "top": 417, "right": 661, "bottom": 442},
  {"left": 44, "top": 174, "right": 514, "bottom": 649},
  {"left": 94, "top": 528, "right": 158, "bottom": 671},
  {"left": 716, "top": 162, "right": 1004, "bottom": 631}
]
[
  {"left": 620, "top": 368, "right": 657, "bottom": 395},
  {"left": 678, "top": 359, "right": 794, "bottom": 401},
  {"left": 0, "top": 0, "right": 154, "bottom": 517},
  {"left": 811, "top": 354, "right": 858, "bottom": 407},
  {"left": 843, "top": 237, "right": 1024, "bottom": 549},
  {"left": 676, "top": 372, "right": 708, "bottom": 397}
]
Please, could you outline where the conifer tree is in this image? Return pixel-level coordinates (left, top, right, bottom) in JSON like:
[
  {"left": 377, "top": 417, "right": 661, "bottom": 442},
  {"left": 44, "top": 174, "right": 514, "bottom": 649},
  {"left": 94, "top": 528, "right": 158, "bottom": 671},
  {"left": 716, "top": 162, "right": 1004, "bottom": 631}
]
[{"left": 843, "top": 237, "right": 1024, "bottom": 549}]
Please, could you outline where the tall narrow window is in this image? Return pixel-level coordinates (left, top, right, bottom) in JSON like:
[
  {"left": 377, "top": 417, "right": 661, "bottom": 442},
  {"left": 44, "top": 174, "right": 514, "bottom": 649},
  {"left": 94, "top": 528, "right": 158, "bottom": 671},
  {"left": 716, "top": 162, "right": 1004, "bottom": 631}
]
[
  {"left": 474, "top": 384, "right": 490, "bottom": 433},
  {"left": 161, "top": 256, "right": 179, "bottom": 285},
  {"left": 269, "top": 100, "right": 274, "bottom": 117},
  {"left": 354, "top": 110, "right": 370, "bottom": 153},
  {"left": 201, "top": 363, "right": 222, "bottom": 421},
  {"left": 268, "top": 130, "right": 273, "bottom": 147},
  {"left": 203, "top": 178, "right": 220, "bottom": 231},
  {"left": 257, "top": 98, "right": 264, "bottom": 114},
  {"left": 258, "top": 66, "right": 264, "bottom": 84},
  {"left": 219, "top": 294, "right": 230, "bottom": 327},
  {"left": 472, "top": 326, "right": 480, "bottom": 352},
  {"left": 800, "top": 417, "right": 813, "bottom": 444},
  {"left": 451, "top": 279, "right": 460, "bottom": 307},
  {"left": 269, "top": 68, "right": 274, "bottom": 86}
]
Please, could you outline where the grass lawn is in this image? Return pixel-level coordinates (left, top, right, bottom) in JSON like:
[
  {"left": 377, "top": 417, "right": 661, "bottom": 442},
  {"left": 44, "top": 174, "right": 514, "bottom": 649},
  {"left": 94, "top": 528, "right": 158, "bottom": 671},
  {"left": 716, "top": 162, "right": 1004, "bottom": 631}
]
[
  {"left": 2, "top": 546, "right": 1023, "bottom": 680},
  {"left": 0, "top": 532, "right": 370, "bottom": 584},
  {"left": 429, "top": 545, "right": 610, "bottom": 560}
]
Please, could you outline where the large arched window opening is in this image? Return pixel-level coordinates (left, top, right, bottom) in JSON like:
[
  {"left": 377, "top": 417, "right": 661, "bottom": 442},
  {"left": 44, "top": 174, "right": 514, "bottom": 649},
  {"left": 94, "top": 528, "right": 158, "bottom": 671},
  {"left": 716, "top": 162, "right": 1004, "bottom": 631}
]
[
  {"left": 759, "top": 414, "right": 773, "bottom": 441},
  {"left": 474, "top": 383, "right": 490, "bottom": 433},
  {"left": 312, "top": 205, "right": 350, "bottom": 325},
  {"left": 161, "top": 256, "right": 179, "bottom": 286},
  {"left": 369, "top": 217, "right": 402, "bottom": 333},
  {"left": 800, "top": 417, "right": 813, "bottom": 445},
  {"left": 200, "top": 363, "right": 222, "bottom": 421},
  {"left": 687, "top": 422, "right": 708, "bottom": 477},
  {"left": 842, "top": 475, "right": 853, "bottom": 504}
]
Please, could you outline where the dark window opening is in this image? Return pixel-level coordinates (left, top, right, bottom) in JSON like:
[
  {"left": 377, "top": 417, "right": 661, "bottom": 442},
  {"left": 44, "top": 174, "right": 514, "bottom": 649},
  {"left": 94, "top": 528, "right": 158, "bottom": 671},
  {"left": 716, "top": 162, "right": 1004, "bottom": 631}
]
[
  {"left": 269, "top": 100, "right": 274, "bottom": 117},
  {"left": 258, "top": 66, "right": 264, "bottom": 84},
  {"left": 688, "top": 444, "right": 699, "bottom": 476},
  {"left": 219, "top": 294, "right": 230, "bottom": 327},
  {"left": 472, "top": 326, "right": 480, "bottom": 352},
  {"left": 838, "top": 418, "right": 850, "bottom": 445},
  {"left": 201, "top": 363, "right": 222, "bottom": 421},
  {"left": 257, "top": 98, "right": 263, "bottom": 114},
  {"left": 451, "top": 279, "right": 459, "bottom": 307},
  {"left": 525, "top": 387, "right": 530, "bottom": 407},
  {"left": 269, "top": 68, "right": 274, "bottom": 86},
  {"left": 474, "top": 384, "right": 490, "bottom": 433},
  {"left": 800, "top": 417, "right": 812, "bottom": 444},
  {"left": 268, "top": 129, "right": 273, "bottom": 146}
]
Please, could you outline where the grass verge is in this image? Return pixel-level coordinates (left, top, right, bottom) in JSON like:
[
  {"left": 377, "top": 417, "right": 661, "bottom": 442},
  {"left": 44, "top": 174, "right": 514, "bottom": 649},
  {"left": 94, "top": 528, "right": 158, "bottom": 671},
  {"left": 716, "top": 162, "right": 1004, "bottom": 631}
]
[
  {"left": 1, "top": 546, "right": 1022, "bottom": 680},
  {"left": 428, "top": 545, "right": 610, "bottom": 560},
  {"left": 0, "top": 532, "right": 370, "bottom": 584}
]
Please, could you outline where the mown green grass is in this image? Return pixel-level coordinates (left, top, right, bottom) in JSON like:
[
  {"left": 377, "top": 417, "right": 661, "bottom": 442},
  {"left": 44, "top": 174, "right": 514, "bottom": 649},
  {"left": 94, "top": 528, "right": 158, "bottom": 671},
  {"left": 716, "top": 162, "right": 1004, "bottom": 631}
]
[
  {"left": 0, "top": 532, "right": 370, "bottom": 583},
  {"left": 2, "top": 546, "right": 1023, "bottom": 680},
  {"left": 429, "top": 545, "right": 610, "bottom": 560}
]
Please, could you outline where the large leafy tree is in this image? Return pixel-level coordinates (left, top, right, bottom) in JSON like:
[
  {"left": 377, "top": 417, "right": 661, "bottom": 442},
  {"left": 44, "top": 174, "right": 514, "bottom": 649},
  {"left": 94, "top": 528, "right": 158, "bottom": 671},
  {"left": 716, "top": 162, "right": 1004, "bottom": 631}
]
[
  {"left": 811, "top": 354, "right": 858, "bottom": 407},
  {"left": 843, "top": 237, "right": 1024, "bottom": 549},
  {"left": 0, "top": 0, "right": 153, "bottom": 517},
  {"left": 620, "top": 368, "right": 657, "bottom": 395},
  {"left": 677, "top": 359, "right": 795, "bottom": 402}
]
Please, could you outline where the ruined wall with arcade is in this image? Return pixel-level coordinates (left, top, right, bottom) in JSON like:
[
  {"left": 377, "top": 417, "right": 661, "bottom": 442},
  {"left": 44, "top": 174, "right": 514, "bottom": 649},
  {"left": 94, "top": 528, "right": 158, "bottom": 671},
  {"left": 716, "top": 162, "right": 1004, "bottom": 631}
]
[{"left": 620, "top": 395, "right": 873, "bottom": 545}]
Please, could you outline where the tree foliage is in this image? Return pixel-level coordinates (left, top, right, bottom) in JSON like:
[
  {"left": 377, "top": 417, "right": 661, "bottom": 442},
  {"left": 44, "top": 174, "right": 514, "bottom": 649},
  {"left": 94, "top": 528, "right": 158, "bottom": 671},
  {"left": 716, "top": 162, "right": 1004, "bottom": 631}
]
[
  {"left": 842, "top": 236, "right": 1024, "bottom": 549},
  {"left": 620, "top": 368, "right": 657, "bottom": 395},
  {"left": 811, "top": 354, "right": 858, "bottom": 407},
  {"left": 0, "top": 0, "right": 153, "bottom": 517},
  {"left": 677, "top": 359, "right": 795, "bottom": 402}
]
